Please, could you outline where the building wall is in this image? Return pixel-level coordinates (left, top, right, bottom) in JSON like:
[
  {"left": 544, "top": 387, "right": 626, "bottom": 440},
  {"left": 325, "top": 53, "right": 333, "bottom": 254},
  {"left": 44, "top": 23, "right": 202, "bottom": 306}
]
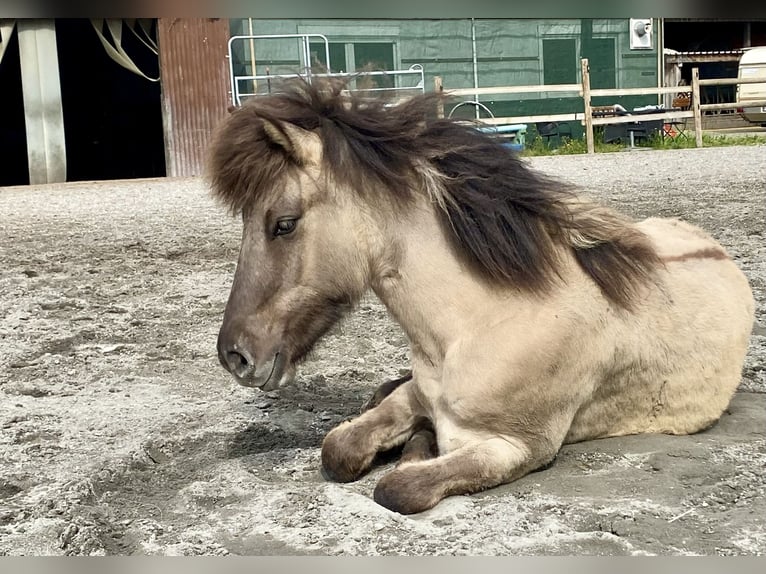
[
  {"left": 158, "top": 18, "right": 231, "bottom": 177},
  {"left": 229, "top": 18, "right": 660, "bottom": 116}
]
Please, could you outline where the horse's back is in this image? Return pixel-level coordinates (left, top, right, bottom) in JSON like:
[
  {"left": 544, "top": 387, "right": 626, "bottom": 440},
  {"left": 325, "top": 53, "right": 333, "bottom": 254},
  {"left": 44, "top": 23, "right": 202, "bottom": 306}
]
[
  {"left": 638, "top": 217, "right": 753, "bottom": 311},
  {"left": 567, "top": 216, "right": 755, "bottom": 442},
  {"left": 637, "top": 217, "right": 753, "bottom": 330},
  {"left": 638, "top": 217, "right": 727, "bottom": 258}
]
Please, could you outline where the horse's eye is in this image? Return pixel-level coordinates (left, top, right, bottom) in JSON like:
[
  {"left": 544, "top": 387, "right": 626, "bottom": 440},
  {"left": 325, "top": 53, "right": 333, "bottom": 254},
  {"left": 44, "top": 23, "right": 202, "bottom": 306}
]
[{"left": 274, "top": 218, "right": 297, "bottom": 237}]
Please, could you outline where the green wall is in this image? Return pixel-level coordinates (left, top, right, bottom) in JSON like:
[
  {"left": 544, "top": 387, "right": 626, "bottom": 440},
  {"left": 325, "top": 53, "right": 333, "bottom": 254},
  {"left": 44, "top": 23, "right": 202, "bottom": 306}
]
[{"left": 229, "top": 18, "right": 661, "bottom": 141}]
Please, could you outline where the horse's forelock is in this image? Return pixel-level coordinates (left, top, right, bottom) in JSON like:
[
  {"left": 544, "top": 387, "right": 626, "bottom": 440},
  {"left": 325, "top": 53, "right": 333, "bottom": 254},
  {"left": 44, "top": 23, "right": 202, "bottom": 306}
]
[
  {"left": 206, "top": 78, "right": 419, "bottom": 213},
  {"left": 207, "top": 104, "right": 301, "bottom": 214}
]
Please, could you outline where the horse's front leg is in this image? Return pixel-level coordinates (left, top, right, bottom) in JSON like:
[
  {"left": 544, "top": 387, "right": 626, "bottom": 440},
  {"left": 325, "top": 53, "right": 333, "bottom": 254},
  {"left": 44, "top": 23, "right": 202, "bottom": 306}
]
[
  {"left": 373, "top": 435, "right": 555, "bottom": 515},
  {"left": 362, "top": 370, "right": 437, "bottom": 465},
  {"left": 321, "top": 380, "right": 427, "bottom": 482},
  {"left": 360, "top": 370, "right": 413, "bottom": 413}
]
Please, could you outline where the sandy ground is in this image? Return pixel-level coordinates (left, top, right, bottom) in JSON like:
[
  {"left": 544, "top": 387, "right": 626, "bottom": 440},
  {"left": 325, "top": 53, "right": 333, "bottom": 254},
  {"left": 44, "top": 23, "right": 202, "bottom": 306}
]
[{"left": 0, "top": 145, "right": 764, "bottom": 556}]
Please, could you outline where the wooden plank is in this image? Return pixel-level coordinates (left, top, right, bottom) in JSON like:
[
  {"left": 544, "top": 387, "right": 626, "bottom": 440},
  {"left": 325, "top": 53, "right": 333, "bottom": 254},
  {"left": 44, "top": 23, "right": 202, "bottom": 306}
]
[
  {"left": 590, "top": 85, "right": 692, "bottom": 97},
  {"left": 699, "top": 76, "right": 766, "bottom": 87},
  {"left": 701, "top": 100, "right": 766, "bottom": 112},
  {"left": 665, "top": 53, "right": 743, "bottom": 64},
  {"left": 478, "top": 113, "right": 584, "bottom": 125},
  {"left": 590, "top": 110, "right": 693, "bottom": 126},
  {"left": 581, "top": 58, "right": 594, "bottom": 154},
  {"left": 446, "top": 84, "right": 581, "bottom": 97}
]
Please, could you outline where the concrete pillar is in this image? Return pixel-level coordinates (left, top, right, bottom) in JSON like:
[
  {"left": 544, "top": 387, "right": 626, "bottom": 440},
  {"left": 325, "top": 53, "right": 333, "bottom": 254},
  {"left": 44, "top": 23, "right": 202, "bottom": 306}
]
[{"left": 18, "top": 19, "right": 66, "bottom": 184}]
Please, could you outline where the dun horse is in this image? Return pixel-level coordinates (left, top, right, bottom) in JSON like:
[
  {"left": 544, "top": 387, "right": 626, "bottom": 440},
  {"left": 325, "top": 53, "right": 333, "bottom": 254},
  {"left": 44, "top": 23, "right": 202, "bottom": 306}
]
[{"left": 208, "top": 79, "right": 755, "bottom": 515}]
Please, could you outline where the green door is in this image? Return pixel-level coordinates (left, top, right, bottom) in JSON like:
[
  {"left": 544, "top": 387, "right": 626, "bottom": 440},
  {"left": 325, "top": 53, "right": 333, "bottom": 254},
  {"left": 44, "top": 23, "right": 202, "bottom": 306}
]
[
  {"left": 586, "top": 38, "right": 616, "bottom": 89},
  {"left": 543, "top": 38, "right": 577, "bottom": 85}
]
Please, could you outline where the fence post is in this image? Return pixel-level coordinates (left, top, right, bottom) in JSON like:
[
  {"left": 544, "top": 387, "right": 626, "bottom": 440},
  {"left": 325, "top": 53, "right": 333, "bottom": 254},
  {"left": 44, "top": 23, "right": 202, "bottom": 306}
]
[
  {"left": 692, "top": 67, "right": 703, "bottom": 148},
  {"left": 434, "top": 76, "right": 444, "bottom": 119},
  {"left": 581, "top": 58, "right": 594, "bottom": 154}
]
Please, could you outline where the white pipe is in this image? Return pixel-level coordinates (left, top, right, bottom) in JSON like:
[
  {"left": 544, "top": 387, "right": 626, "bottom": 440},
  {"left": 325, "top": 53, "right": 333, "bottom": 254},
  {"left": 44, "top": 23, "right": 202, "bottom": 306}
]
[
  {"left": 471, "top": 18, "right": 479, "bottom": 119},
  {"left": 248, "top": 18, "right": 255, "bottom": 94},
  {"left": 658, "top": 18, "right": 663, "bottom": 106}
]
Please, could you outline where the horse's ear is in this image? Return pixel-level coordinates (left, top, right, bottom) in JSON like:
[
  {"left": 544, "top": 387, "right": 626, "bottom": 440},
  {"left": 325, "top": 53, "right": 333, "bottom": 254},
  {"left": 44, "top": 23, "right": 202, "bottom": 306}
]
[{"left": 261, "top": 118, "right": 319, "bottom": 165}]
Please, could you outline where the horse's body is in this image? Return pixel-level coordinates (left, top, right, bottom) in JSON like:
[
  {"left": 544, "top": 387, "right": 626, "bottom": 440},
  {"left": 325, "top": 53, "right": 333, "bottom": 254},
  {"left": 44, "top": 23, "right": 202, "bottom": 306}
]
[{"left": 208, "top": 79, "right": 755, "bottom": 514}]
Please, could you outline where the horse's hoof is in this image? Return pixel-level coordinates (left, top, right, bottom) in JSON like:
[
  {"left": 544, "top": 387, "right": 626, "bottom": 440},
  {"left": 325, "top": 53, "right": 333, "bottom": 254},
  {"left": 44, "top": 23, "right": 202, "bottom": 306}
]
[
  {"left": 372, "top": 467, "right": 441, "bottom": 515},
  {"left": 320, "top": 423, "right": 371, "bottom": 483},
  {"left": 320, "top": 462, "right": 354, "bottom": 483}
]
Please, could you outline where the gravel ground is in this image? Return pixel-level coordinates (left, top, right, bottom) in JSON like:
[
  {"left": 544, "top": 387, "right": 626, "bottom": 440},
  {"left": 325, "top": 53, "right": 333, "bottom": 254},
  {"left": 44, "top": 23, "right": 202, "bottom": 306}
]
[{"left": 0, "top": 144, "right": 764, "bottom": 555}]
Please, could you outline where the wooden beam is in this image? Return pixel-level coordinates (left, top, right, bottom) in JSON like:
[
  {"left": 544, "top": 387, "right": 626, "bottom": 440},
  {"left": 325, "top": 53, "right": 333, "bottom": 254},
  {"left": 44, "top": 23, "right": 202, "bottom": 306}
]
[
  {"left": 434, "top": 76, "right": 444, "bottom": 118},
  {"left": 445, "top": 84, "right": 581, "bottom": 97},
  {"left": 581, "top": 58, "right": 594, "bottom": 155},
  {"left": 665, "top": 53, "right": 743, "bottom": 64},
  {"left": 692, "top": 68, "right": 703, "bottom": 148}
]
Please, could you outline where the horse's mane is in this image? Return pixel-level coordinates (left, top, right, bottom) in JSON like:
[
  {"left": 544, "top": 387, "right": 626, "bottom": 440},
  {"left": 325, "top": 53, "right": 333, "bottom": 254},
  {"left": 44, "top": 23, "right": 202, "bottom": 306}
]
[{"left": 208, "top": 78, "right": 661, "bottom": 309}]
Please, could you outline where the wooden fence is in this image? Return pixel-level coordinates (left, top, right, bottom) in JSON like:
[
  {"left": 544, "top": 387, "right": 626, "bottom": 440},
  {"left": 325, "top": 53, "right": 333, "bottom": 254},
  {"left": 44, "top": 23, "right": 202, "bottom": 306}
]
[{"left": 436, "top": 58, "right": 766, "bottom": 154}]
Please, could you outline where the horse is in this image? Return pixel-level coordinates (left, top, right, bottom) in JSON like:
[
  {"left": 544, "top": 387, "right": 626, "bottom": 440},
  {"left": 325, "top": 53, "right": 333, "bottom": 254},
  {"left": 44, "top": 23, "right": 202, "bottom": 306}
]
[{"left": 207, "top": 78, "right": 755, "bottom": 515}]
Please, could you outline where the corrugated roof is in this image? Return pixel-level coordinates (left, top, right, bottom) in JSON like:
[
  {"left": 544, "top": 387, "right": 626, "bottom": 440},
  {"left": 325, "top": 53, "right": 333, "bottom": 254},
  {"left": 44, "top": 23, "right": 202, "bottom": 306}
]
[{"left": 665, "top": 50, "right": 747, "bottom": 64}]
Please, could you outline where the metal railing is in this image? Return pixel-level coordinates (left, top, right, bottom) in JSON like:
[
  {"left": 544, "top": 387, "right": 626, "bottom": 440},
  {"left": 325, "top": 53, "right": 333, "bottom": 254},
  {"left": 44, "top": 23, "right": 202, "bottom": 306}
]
[
  {"left": 231, "top": 65, "right": 425, "bottom": 106},
  {"left": 227, "top": 33, "right": 331, "bottom": 106},
  {"left": 227, "top": 33, "right": 425, "bottom": 107}
]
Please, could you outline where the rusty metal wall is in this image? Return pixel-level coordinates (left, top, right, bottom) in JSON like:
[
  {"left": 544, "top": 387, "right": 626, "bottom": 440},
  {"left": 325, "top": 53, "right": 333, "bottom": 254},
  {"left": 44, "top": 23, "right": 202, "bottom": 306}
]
[{"left": 158, "top": 18, "right": 231, "bottom": 177}]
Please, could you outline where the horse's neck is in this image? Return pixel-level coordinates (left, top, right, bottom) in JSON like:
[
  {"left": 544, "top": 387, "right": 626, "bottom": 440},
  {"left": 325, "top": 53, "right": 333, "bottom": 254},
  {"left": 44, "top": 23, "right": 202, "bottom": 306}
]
[{"left": 370, "top": 204, "right": 501, "bottom": 366}]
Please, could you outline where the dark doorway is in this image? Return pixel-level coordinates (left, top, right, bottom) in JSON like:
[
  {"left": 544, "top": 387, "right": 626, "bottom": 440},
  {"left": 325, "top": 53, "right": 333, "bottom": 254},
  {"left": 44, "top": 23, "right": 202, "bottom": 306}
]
[
  {"left": 663, "top": 20, "right": 766, "bottom": 108},
  {"left": 0, "top": 27, "right": 29, "bottom": 186},
  {"left": 664, "top": 20, "right": 766, "bottom": 52},
  {"left": 55, "top": 18, "right": 165, "bottom": 181}
]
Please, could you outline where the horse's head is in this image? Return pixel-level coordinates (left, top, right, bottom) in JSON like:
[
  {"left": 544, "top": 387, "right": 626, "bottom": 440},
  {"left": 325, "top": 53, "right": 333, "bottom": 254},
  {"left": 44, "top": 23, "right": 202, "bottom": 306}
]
[{"left": 209, "top": 110, "right": 375, "bottom": 390}]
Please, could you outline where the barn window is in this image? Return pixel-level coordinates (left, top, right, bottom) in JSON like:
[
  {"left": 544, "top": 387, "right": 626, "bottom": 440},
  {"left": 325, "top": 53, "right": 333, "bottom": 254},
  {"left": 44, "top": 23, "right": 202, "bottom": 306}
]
[{"left": 310, "top": 41, "right": 396, "bottom": 88}]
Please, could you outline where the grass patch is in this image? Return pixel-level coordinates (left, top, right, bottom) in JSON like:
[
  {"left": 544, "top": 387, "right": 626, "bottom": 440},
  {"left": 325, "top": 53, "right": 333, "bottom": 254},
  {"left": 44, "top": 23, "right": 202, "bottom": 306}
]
[
  {"left": 520, "top": 131, "right": 766, "bottom": 157},
  {"left": 523, "top": 136, "right": 622, "bottom": 156}
]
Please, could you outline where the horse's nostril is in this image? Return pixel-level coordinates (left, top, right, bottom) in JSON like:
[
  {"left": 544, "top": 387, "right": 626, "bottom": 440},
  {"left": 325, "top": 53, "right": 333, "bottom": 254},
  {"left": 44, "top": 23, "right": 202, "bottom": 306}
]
[{"left": 223, "top": 349, "right": 255, "bottom": 379}]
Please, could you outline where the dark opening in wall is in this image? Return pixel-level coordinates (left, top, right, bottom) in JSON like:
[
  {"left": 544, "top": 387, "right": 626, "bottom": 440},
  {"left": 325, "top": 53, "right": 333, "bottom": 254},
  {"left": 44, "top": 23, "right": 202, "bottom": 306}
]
[
  {"left": 55, "top": 18, "right": 166, "bottom": 182},
  {"left": 0, "top": 29, "right": 29, "bottom": 187}
]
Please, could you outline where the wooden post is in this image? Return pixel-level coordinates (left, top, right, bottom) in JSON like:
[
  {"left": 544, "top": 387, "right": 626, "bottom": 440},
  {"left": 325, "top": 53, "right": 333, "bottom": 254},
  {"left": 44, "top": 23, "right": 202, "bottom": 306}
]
[
  {"left": 581, "top": 58, "right": 594, "bottom": 154},
  {"left": 434, "top": 76, "right": 444, "bottom": 118},
  {"left": 692, "top": 67, "right": 703, "bottom": 148}
]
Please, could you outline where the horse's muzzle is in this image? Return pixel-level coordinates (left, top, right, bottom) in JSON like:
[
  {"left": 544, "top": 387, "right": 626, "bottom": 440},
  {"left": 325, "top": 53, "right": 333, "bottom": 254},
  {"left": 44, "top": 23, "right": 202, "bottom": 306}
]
[{"left": 217, "top": 339, "right": 288, "bottom": 391}]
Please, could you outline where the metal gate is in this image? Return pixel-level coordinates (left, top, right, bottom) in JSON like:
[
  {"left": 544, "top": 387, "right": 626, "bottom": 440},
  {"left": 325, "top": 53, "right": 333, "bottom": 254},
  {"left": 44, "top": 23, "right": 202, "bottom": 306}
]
[{"left": 227, "top": 33, "right": 424, "bottom": 106}]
